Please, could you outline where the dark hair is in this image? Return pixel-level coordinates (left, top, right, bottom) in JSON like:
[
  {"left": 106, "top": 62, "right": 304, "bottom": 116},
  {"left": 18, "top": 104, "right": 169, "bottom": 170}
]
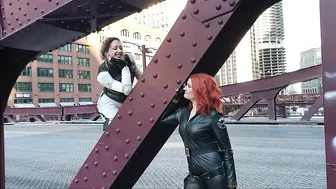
[{"left": 100, "top": 37, "right": 121, "bottom": 60}]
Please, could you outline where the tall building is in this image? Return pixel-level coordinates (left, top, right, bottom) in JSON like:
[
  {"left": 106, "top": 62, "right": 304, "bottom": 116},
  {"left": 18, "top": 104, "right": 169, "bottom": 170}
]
[
  {"left": 8, "top": 39, "right": 100, "bottom": 108},
  {"left": 255, "top": 1, "right": 286, "bottom": 78},
  {"left": 300, "top": 47, "right": 322, "bottom": 94}
]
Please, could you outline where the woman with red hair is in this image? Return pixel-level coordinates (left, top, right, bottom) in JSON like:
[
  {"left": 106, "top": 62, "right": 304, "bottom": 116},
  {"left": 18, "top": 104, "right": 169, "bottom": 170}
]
[{"left": 161, "top": 73, "right": 237, "bottom": 189}]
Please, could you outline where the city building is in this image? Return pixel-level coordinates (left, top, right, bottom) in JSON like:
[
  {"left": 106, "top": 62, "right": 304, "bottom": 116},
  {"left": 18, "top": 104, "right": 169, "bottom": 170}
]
[
  {"left": 8, "top": 38, "right": 101, "bottom": 108},
  {"left": 255, "top": 1, "right": 286, "bottom": 78},
  {"left": 300, "top": 47, "right": 322, "bottom": 94}
]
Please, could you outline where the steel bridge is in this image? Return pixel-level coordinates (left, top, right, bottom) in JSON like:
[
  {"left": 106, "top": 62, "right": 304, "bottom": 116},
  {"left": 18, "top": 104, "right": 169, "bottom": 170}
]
[{"left": 0, "top": 0, "right": 335, "bottom": 188}]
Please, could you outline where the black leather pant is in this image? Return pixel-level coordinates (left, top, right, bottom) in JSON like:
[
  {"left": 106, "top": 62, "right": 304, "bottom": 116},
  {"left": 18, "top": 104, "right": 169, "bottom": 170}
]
[{"left": 184, "top": 174, "right": 228, "bottom": 189}]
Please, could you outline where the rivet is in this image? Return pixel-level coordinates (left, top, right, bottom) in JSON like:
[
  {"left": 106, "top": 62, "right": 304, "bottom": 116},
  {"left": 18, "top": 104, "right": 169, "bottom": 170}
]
[
  {"left": 167, "top": 37, "right": 171, "bottom": 42},
  {"left": 15, "top": 17, "right": 18, "bottom": 21},
  {"left": 163, "top": 99, "right": 168, "bottom": 104},
  {"left": 18, "top": 7, "right": 21, "bottom": 10},
  {"left": 3, "top": 31, "right": 5, "bottom": 34},
  {"left": 192, "top": 42, "right": 197, "bottom": 47},
  {"left": 150, "top": 103, "right": 155, "bottom": 108},
  {"left": 41, "top": 10, "right": 44, "bottom": 14},
  {"left": 191, "top": 58, "right": 197, "bottom": 63},
  {"left": 1, "top": 7, "right": 3, "bottom": 10},
  {"left": 84, "top": 177, "right": 88, "bottom": 182},
  {"left": 150, "top": 118, "right": 154, "bottom": 123},
  {"left": 94, "top": 161, "right": 98, "bottom": 166},
  {"left": 2, "top": 16, "right": 5, "bottom": 19},
  {"left": 128, "top": 111, "right": 132, "bottom": 116},
  {"left": 141, "top": 78, "right": 145, "bottom": 82},
  {"left": 95, "top": 148, "right": 99, "bottom": 153},
  {"left": 113, "top": 170, "right": 117, "bottom": 175},
  {"left": 229, "top": 0, "right": 236, "bottom": 6},
  {"left": 116, "top": 128, "right": 120, "bottom": 133},
  {"left": 56, "top": 2, "right": 59, "bottom": 5},
  {"left": 129, "top": 97, "right": 133, "bottom": 101},
  {"left": 110, "top": 5, "right": 114, "bottom": 8},
  {"left": 137, "top": 136, "right": 142, "bottom": 141},
  {"left": 137, "top": 121, "right": 142, "bottom": 126},
  {"left": 84, "top": 164, "right": 89, "bottom": 168},
  {"left": 105, "top": 132, "right": 110, "bottom": 136},
  {"left": 75, "top": 179, "right": 79, "bottom": 183},
  {"left": 114, "top": 156, "right": 118, "bottom": 161},
  {"left": 81, "top": 20, "right": 84, "bottom": 23},
  {"left": 125, "top": 154, "right": 129, "bottom": 158},
  {"left": 181, "top": 14, "right": 187, "bottom": 20},
  {"left": 154, "top": 58, "right": 158, "bottom": 63},
  {"left": 141, "top": 93, "right": 145, "bottom": 97},
  {"left": 34, "top": 6, "right": 37, "bottom": 10},
  {"left": 105, "top": 146, "right": 109, "bottom": 150},
  {"left": 19, "top": 22, "right": 22, "bottom": 26},
  {"left": 7, "top": 22, "right": 10, "bottom": 25},
  {"left": 193, "top": 9, "right": 199, "bottom": 14},
  {"left": 216, "top": 4, "right": 222, "bottom": 10},
  {"left": 153, "top": 74, "right": 158, "bottom": 78},
  {"left": 117, "top": 114, "right": 121, "bottom": 119},
  {"left": 177, "top": 80, "right": 182, "bottom": 84},
  {"left": 166, "top": 54, "right": 171, "bottom": 58},
  {"left": 102, "top": 172, "right": 107, "bottom": 177},
  {"left": 27, "top": 17, "right": 30, "bottom": 21},
  {"left": 218, "top": 19, "right": 223, "bottom": 25},
  {"left": 177, "top": 64, "right": 182, "bottom": 69},
  {"left": 126, "top": 139, "right": 130, "bottom": 144},
  {"left": 11, "top": 27, "right": 14, "bottom": 30},
  {"left": 205, "top": 23, "right": 210, "bottom": 28},
  {"left": 207, "top": 35, "right": 213, "bottom": 40},
  {"left": 9, "top": 2, "right": 12, "bottom": 6},
  {"left": 180, "top": 32, "right": 185, "bottom": 37},
  {"left": 10, "top": 12, "right": 13, "bottom": 15},
  {"left": 190, "top": 0, "right": 196, "bottom": 4},
  {"left": 23, "top": 13, "right": 26, "bottom": 16},
  {"left": 101, "top": 2, "right": 104, "bottom": 5},
  {"left": 163, "top": 84, "right": 168, "bottom": 89}
]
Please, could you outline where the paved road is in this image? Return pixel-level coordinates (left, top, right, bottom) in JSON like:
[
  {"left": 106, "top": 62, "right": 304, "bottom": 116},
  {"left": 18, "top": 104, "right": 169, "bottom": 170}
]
[{"left": 4, "top": 123, "right": 326, "bottom": 189}]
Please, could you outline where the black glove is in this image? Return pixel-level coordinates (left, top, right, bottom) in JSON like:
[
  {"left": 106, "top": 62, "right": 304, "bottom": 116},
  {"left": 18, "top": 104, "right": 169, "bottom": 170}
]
[{"left": 110, "top": 58, "right": 128, "bottom": 71}]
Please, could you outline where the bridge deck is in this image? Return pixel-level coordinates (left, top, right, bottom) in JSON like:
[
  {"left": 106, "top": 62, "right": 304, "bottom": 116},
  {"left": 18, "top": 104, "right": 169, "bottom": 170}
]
[{"left": 4, "top": 123, "right": 325, "bottom": 189}]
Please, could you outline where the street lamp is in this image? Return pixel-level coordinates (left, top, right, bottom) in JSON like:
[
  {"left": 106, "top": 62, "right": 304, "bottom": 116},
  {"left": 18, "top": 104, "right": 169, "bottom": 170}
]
[{"left": 122, "top": 41, "right": 157, "bottom": 72}]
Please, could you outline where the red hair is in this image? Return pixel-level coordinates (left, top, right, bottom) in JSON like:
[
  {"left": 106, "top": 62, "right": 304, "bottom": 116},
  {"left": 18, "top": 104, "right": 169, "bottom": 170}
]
[{"left": 189, "top": 73, "right": 223, "bottom": 115}]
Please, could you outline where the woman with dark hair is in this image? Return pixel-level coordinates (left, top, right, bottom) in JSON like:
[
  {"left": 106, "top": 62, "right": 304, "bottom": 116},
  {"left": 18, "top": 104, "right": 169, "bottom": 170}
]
[
  {"left": 97, "top": 37, "right": 142, "bottom": 130},
  {"left": 161, "top": 73, "right": 237, "bottom": 189}
]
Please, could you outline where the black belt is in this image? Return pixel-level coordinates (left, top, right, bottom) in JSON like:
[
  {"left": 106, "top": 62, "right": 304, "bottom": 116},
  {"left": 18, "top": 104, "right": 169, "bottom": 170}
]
[
  {"left": 103, "top": 89, "right": 126, "bottom": 103},
  {"left": 191, "top": 165, "right": 225, "bottom": 181},
  {"left": 184, "top": 147, "right": 216, "bottom": 157}
]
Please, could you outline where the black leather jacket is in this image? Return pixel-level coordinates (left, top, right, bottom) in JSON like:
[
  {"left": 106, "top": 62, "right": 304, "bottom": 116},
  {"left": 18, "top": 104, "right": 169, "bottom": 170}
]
[{"left": 161, "top": 107, "right": 237, "bottom": 187}]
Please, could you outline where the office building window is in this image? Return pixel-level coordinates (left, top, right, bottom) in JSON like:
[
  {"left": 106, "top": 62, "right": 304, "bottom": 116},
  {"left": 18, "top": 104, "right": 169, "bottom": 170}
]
[
  {"left": 14, "top": 99, "right": 33, "bottom": 104},
  {"left": 78, "top": 84, "right": 91, "bottom": 92},
  {"left": 38, "top": 98, "right": 54, "bottom": 103},
  {"left": 14, "top": 82, "right": 32, "bottom": 92},
  {"left": 59, "top": 83, "right": 74, "bottom": 92},
  {"left": 38, "top": 83, "right": 54, "bottom": 92},
  {"left": 60, "top": 98, "right": 74, "bottom": 102},
  {"left": 37, "top": 54, "right": 53, "bottom": 63},
  {"left": 58, "top": 55, "right": 72, "bottom": 64},
  {"left": 77, "top": 57, "right": 90, "bottom": 66},
  {"left": 133, "top": 32, "right": 141, "bottom": 40},
  {"left": 59, "top": 44, "right": 72, "bottom": 51},
  {"left": 79, "top": 97, "right": 92, "bottom": 102},
  {"left": 121, "top": 29, "right": 130, "bottom": 37},
  {"left": 134, "top": 54, "right": 141, "bottom": 60},
  {"left": 20, "top": 67, "right": 32, "bottom": 76},
  {"left": 59, "top": 69, "right": 73, "bottom": 78},
  {"left": 144, "top": 35, "right": 151, "bottom": 42},
  {"left": 37, "top": 68, "right": 53, "bottom": 77},
  {"left": 78, "top": 70, "right": 91, "bottom": 79},
  {"left": 76, "top": 44, "right": 89, "bottom": 54}
]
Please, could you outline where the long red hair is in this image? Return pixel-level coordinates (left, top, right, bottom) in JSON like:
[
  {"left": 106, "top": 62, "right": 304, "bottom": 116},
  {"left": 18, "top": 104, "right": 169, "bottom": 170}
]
[{"left": 189, "top": 73, "right": 223, "bottom": 115}]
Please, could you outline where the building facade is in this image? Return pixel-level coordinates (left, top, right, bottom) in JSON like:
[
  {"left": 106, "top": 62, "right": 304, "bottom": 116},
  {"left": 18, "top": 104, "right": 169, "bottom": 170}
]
[
  {"left": 8, "top": 39, "right": 101, "bottom": 108},
  {"left": 300, "top": 47, "right": 322, "bottom": 94},
  {"left": 255, "top": 1, "right": 286, "bottom": 78}
]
